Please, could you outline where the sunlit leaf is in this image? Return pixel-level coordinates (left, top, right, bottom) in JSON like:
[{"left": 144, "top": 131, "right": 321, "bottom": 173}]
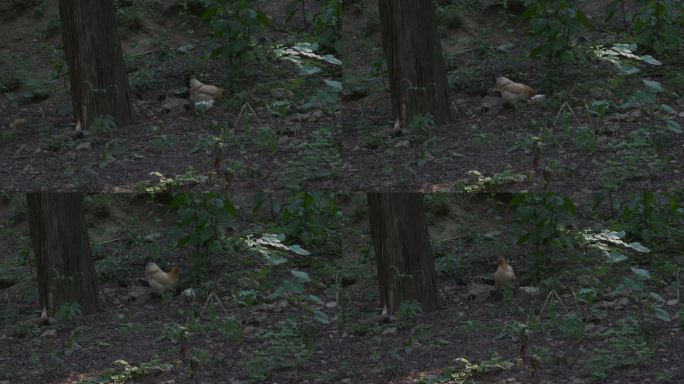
[
  {"left": 631, "top": 267, "right": 650, "bottom": 279},
  {"left": 290, "top": 269, "right": 310, "bottom": 282}
]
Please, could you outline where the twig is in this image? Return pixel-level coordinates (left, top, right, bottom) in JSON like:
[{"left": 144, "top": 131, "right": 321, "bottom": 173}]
[
  {"left": 537, "top": 289, "right": 569, "bottom": 321},
  {"left": 552, "top": 101, "right": 582, "bottom": 129},
  {"left": 233, "top": 102, "right": 266, "bottom": 131},
  {"left": 128, "top": 49, "right": 157, "bottom": 57}
]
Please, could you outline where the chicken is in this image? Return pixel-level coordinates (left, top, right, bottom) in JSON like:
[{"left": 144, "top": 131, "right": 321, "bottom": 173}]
[
  {"left": 189, "top": 78, "right": 226, "bottom": 103},
  {"left": 144, "top": 261, "right": 180, "bottom": 294},
  {"left": 493, "top": 257, "right": 517, "bottom": 290},
  {"left": 495, "top": 76, "right": 540, "bottom": 105}
]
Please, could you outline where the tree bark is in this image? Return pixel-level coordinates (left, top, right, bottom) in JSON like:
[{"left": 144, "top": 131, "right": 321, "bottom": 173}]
[
  {"left": 368, "top": 193, "right": 438, "bottom": 314},
  {"left": 378, "top": 0, "right": 451, "bottom": 126},
  {"left": 27, "top": 193, "right": 98, "bottom": 315},
  {"left": 58, "top": 0, "right": 133, "bottom": 130}
]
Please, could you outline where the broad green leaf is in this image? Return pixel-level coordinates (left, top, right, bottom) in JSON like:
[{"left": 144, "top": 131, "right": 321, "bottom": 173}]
[
  {"left": 649, "top": 292, "right": 665, "bottom": 303},
  {"left": 653, "top": 307, "right": 671, "bottom": 322},
  {"left": 313, "top": 310, "right": 330, "bottom": 324},
  {"left": 324, "top": 79, "right": 342, "bottom": 92},
  {"left": 288, "top": 244, "right": 310, "bottom": 256},
  {"left": 625, "top": 242, "right": 650, "bottom": 253},
  {"left": 642, "top": 79, "right": 662, "bottom": 92},
  {"left": 606, "top": 252, "right": 627, "bottom": 263},
  {"left": 299, "top": 64, "right": 321, "bottom": 75},
  {"left": 631, "top": 267, "right": 651, "bottom": 279},
  {"left": 665, "top": 119, "right": 682, "bottom": 134},
  {"left": 290, "top": 269, "right": 310, "bottom": 282}
]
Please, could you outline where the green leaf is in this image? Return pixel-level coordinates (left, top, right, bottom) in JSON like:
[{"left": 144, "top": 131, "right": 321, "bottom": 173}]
[
  {"left": 288, "top": 244, "right": 310, "bottom": 256},
  {"left": 313, "top": 310, "right": 330, "bottom": 324},
  {"left": 324, "top": 79, "right": 342, "bottom": 92},
  {"left": 290, "top": 269, "right": 310, "bottom": 282},
  {"left": 639, "top": 55, "right": 661, "bottom": 65},
  {"left": 661, "top": 104, "right": 675, "bottom": 114},
  {"left": 606, "top": 252, "right": 627, "bottom": 263},
  {"left": 299, "top": 64, "right": 321, "bottom": 75},
  {"left": 631, "top": 267, "right": 651, "bottom": 279},
  {"left": 625, "top": 242, "right": 650, "bottom": 253},
  {"left": 255, "top": 10, "right": 270, "bottom": 26},
  {"left": 653, "top": 307, "right": 671, "bottom": 322},
  {"left": 642, "top": 79, "right": 662, "bottom": 92},
  {"left": 649, "top": 292, "right": 665, "bottom": 303},
  {"left": 665, "top": 119, "right": 682, "bottom": 134}
]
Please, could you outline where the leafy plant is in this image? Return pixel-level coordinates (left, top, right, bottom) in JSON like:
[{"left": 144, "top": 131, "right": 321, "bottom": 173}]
[
  {"left": 397, "top": 300, "right": 422, "bottom": 326},
  {"left": 55, "top": 302, "right": 82, "bottom": 325},
  {"left": 511, "top": 193, "right": 576, "bottom": 281},
  {"left": 617, "top": 192, "right": 683, "bottom": 244},
  {"left": 619, "top": 79, "right": 682, "bottom": 137},
  {"left": 272, "top": 192, "right": 341, "bottom": 247},
  {"left": 610, "top": 267, "right": 671, "bottom": 328},
  {"left": 91, "top": 115, "right": 116, "bottom": 137},
  {"left": 523, "top": 0, "right": 589, "bottom": 88},
  {"left": 286, "top": 0, "right": 341, "bottom": 53},
  {"left": 269, "top": 269, "right": 330, "bottom": 334},
  {"left": 630, "top": 0, "right": 684, "bottom": 55},
  {"left": 202, "top": 0, "right": 270, "bottom": 83},
  {"left": 172, "top": 193, "right": 236, "bottom": 281}
]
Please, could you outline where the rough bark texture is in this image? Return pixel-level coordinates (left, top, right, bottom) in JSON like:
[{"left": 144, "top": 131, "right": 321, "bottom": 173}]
[
  {"left": 378, "top": 0, "right": 451, "bottom": 126},
  {"left": 27, "top": 193, "right": 98, "bottom": 315},
  {"left": 368, "top": 193, "right": 438, "bottom": 314},
  {"left": 58, "top": 0, "right": 133, "bottom": 130}
]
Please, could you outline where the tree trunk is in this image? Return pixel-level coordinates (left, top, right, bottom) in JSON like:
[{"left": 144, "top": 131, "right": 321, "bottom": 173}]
[
  {"left": 58, "top": 0, "right": 133, "bottom": 130},
  {"left": 368, "top": 193, "right": 438, "bottom": 314},
  {"left": 378, "top": 0, "right": 451, "bottom": 126},
  {"left": 27, "top": 193, "right": 98, "bottom": 315}
]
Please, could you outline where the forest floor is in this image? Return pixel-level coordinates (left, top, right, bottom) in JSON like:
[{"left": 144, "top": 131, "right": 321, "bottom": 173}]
[
  {"left": 0, "top": 0, "right": 341, "bottom": 192},
  {"left": 1, "top": 193, "right": 683, "bottom": 384},
  {"left": 1, "top": 1, "right": 683, "bottom": 193},
  {"left": 340, "top": 0, "right": 684, "bottom": 192}
]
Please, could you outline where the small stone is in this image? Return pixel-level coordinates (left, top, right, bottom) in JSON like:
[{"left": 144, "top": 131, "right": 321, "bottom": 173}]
[
  {"left": 468, "top": 283, "right": 495, "bottom": 302},
  {"left": 169, "top": 87, "right": 189, "bottom": 98},
  {"left": 678, "top": 111, "right": 684, "bottom": 118},
  {"left": 143, "top": 232, "right": 161, "bottom": 242},
  {"left": 666, "top": 299, "right": 679, "bottom": 306},
  {"left": 394, "top": 139, "right": 410, "bottom": 149},
  {"left": 162, "top": 97, "right": 191, "bottom": 115},
  {"left": 75, "top": 142, "right": 91, "bottom": 151},
  {"left": 270, "top": 88, "right": 293, "bottom": 99},
  {"left": 481, "top": 95, "right": 502, "bottom": 113},
  {"left": 589, "top": 87, "right": 613, "bottom": 99},
  {"left": 0, "top": 73, "right": 21, "bottom": 92},
  {"left": 9, "top": 118, "right": 27, "bottom": 130},
  {"left": 325, "top": 301, "right": 337, "bottom": 308},
  {"left": 177, "top": 44, "right": 194, "bottom": 54},
  {"left": 128, "top": 285, "right": 147, "bottom": 301},
  {"left": 237, "top": 277, "right": 259, "bottom": 290},
  {"left": 518, "top": 286, "right": 540, "bottom": 297},
  {"left": 381, "top": 327, "right": 397, "bottom": 336},
  {"left": 40, "top": 329, "right": 57, "bottom": 338},
  {"left": 577, "top": 274, "right": 599, "bottom": 286}
]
